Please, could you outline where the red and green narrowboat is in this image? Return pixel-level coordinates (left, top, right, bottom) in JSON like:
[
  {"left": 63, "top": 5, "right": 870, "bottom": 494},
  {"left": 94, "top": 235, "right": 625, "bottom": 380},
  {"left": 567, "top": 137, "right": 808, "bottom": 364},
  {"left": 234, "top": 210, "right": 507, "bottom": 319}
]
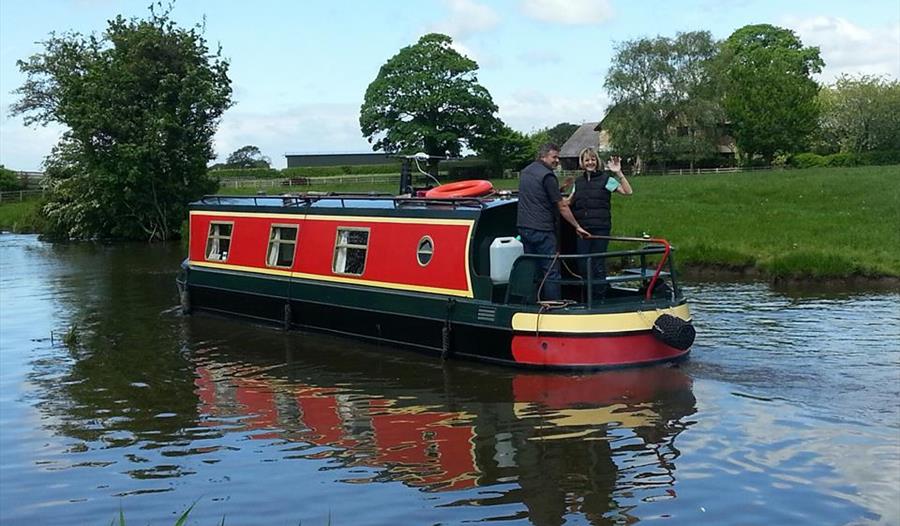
[{"left": 177, "top": 170, "right": 695, "bottom": 369}]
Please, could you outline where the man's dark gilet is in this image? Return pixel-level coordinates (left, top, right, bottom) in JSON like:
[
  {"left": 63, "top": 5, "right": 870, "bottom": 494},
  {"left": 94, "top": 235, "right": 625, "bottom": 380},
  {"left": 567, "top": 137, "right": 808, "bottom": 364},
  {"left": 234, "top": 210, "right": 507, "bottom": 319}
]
[
  {"left": 517, "top": 161, "right": 558, "bottom": 231},
  {"left": 572, "top": 171, "right": 612, "bottom": 230}
]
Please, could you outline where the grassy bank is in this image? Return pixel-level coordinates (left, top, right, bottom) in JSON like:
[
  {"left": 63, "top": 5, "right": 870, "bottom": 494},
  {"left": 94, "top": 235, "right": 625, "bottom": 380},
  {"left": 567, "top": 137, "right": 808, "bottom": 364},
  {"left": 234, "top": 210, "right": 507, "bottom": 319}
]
[
  {"left": 3, "top": 166, "right": 898, "bottom": 279},
  {"left": 607, "top": 165, "right": 900, "bottom": 279},
  {"left": 0, "top": 199, "right": 44, "bottom": 233}
]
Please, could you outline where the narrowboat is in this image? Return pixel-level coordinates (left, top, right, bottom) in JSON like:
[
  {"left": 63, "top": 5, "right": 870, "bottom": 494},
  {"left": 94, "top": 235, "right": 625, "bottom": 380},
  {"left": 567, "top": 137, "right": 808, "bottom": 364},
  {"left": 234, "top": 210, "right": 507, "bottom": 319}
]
[{"left": 178, "top": 161, "right": 695, "bottom": 369}]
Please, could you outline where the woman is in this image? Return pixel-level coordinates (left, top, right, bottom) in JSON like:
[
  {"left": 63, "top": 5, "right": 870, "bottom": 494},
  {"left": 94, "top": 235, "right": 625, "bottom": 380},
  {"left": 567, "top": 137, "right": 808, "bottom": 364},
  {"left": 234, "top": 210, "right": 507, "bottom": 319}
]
[{"left": 567, "top": 147, "right": 633, "bottom": 298}]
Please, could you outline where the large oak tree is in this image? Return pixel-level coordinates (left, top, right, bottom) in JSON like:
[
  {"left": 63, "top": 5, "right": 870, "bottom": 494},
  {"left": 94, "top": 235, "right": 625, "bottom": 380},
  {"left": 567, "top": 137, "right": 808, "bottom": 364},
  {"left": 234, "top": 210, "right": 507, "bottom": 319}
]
[{"left": 359, "top": 33, "right": 499, "bottom": 173}]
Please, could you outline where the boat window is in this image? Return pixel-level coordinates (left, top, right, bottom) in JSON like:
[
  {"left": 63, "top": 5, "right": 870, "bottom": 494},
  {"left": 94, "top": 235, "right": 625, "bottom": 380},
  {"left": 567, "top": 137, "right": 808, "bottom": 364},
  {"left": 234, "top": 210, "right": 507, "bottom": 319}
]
[
  {"left": 266, "top": 224, "right": 298, "bottom": 268},
  {"left": 205, "top": 222, "right": 233, "bottom": 262},
  {"left": 416, "top": 236, "right": 433, "bottom": 267},
  {"left": 333, "top": 228, "right": 369, "bottom": 276}
]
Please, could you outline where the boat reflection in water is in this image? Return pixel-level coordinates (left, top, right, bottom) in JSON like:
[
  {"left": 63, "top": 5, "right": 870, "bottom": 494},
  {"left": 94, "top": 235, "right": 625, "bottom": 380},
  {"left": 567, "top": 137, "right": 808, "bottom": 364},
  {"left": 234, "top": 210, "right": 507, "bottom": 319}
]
[{"left": 189, "top": 318, "right": 697, "bottom": 523}]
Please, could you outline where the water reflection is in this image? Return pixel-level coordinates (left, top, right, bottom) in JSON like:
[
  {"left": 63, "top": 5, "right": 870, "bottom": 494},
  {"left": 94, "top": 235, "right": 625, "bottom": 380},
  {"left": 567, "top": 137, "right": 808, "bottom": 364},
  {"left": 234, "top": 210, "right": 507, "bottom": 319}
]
[
  {"left": 187, "top": 317, "right": 696, "bottom": 524},
  {"left": 20, "top": 240, "right": 199, "bottom": 451}
]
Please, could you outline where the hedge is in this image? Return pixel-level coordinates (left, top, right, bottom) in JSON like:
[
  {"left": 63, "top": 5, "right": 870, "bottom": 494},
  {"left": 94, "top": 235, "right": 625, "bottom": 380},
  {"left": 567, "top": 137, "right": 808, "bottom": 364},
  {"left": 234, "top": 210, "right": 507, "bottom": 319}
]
[
  {"left": 445, "top": 164, "right": 493, "bottom": 180},
  {"left": 789, "top": 150, "right": 900, "bottom": 169}
]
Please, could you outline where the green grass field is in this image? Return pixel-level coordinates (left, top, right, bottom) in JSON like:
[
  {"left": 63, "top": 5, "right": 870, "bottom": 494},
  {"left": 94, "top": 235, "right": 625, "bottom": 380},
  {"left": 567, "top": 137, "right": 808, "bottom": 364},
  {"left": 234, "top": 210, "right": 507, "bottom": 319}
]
[
  {"left": 607, "top": 166, "right": 900, "bottom": 278},
  {"left": 3, "top": 166, "right": 898, "bottom": 278}
]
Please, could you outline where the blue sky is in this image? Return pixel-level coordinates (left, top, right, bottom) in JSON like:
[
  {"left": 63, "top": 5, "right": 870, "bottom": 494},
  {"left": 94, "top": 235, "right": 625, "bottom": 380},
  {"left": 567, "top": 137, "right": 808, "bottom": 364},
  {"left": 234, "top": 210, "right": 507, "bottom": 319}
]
[{"left": 1, "top": 0, "right": 898, "bottom": 170}]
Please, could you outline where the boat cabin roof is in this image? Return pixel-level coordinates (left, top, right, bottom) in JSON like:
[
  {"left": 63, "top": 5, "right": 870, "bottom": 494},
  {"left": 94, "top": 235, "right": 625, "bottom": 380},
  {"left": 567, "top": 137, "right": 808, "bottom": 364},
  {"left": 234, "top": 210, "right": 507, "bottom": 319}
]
[{"left": 190, "top": 193, "right": 517, "bottom": 219}]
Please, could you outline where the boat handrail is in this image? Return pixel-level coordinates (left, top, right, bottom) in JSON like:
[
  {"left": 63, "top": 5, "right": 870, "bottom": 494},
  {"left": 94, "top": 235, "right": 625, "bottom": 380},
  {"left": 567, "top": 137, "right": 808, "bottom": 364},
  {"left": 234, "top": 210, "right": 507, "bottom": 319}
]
[
  {"left": 195, "top": 193, "right": 497, "bottom": 210},
  {"left": 505, "top": 236, "right": 675, "bottom": 304},
  {"left": 588, "top": 235, "right": 672, "bottom": 300},
  {"left": 197, "top": 195, "right": 316, "bottom": 207}
]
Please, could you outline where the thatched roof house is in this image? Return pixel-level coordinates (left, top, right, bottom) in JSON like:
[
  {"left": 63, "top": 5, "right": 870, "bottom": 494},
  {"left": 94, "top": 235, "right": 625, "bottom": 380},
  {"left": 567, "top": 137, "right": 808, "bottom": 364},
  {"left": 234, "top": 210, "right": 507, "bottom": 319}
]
[{"left": 559, "top": 122, "right": 600, "bottom": 170}]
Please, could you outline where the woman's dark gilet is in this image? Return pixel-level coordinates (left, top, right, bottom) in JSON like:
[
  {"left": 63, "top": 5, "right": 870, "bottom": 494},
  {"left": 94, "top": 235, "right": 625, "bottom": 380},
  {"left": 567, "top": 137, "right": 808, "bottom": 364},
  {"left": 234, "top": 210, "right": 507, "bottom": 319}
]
[{"left": 571, "top": 170, "right": 613, "bottom": 230}]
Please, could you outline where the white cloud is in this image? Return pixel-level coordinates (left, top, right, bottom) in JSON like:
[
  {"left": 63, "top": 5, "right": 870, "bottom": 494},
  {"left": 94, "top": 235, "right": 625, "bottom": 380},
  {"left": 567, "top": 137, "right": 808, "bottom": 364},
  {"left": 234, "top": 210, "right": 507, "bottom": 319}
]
[
  {"left": 214, "top": 104, "right": 373, "bottom": 169},
  {"left": 783, "top": 16, "right": 900, "bottom": 82},
  {"left": 425, "top": 1, "right": 501, "bottom": 70},
  {"left": 518, "top": 49, "right": 562, "bottom": 65},
  {"left": 449, "top": 40, "right": 478, "bottom": 62},
  {"left": 497, "top": 89, "right": 609, "bottom": 133},
  {"left": 520, "top": 0, "right": 614, "bottom": 25},
  {"left": 431, "top": 0, "right": 500, "bottom": 38},
  {"left": 0, "top": 118, "right": 65, "bottom": 171}
]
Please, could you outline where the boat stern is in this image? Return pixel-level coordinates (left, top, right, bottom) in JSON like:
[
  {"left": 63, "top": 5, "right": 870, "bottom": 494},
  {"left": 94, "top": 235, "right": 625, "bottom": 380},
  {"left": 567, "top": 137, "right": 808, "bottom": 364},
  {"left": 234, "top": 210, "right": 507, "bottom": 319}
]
[{"left": 509, "top": 304, "right": 694, "bottom": 368}]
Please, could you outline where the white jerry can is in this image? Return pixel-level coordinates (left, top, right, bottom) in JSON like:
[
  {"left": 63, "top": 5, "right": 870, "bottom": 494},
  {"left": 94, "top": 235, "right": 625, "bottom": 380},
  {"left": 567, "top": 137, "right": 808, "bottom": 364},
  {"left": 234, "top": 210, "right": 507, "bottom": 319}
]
[{"left": 490, "top": 236, "right": 524, "bottom": 284}]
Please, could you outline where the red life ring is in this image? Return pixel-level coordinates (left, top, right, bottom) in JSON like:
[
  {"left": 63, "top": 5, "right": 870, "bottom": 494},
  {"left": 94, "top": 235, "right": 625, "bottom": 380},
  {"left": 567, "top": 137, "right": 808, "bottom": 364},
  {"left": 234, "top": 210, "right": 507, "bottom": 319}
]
[{"left": 424, "top": 180, "right": 494, "bottom": 198}]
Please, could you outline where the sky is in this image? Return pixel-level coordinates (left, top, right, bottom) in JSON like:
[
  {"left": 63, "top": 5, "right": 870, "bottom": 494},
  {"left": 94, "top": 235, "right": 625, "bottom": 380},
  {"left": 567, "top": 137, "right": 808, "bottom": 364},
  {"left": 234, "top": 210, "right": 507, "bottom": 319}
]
[{"left": 1, "top": 0, "right": 898, "bottom": 171}]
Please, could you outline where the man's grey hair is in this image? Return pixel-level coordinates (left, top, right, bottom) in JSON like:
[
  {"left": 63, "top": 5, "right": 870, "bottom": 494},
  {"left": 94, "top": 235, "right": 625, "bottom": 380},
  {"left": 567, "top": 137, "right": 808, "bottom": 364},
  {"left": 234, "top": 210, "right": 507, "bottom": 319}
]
[{"left": 536, "top": 142, "right": 560, "bottom": 160}]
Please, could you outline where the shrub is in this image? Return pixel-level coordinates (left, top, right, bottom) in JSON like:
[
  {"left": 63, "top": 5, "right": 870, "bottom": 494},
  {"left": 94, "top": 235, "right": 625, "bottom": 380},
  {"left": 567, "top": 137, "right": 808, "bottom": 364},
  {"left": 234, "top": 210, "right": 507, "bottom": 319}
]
[
  {"left": 0, "top": 166, "right": 24, "bottom": 191},
  {"left": 789, "top": 150, "right": 900, "bottom": 169},
  {"left": 771, "top": 154, "right": 790, "bottom": 168},
  {"left": 789, "top": 153, "right": 826, "bottom": 169},
  {"left": 858, "top": 150, "right": 900, "bottom": 166},
  {"left": 824, "top": 152, "right": 860, "bottom": 167}
]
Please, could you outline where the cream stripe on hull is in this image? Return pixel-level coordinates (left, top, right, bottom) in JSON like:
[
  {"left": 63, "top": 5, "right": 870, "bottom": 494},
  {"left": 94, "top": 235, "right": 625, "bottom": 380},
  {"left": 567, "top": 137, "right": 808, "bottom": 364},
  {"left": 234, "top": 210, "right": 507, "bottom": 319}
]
[{"left": 511, "top": 304, "right": 691, "bottom": 334}]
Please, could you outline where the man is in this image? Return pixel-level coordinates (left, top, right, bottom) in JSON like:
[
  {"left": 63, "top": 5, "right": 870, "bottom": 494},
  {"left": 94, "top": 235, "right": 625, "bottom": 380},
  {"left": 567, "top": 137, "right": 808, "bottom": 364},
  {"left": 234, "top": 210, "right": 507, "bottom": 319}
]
[{"left": 517, "top": 143, "right": 589, "bottom": 301}]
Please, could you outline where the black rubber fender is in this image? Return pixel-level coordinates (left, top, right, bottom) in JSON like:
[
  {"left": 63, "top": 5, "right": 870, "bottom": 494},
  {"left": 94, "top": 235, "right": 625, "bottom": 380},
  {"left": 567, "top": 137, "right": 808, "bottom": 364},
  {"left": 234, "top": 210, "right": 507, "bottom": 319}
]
[{"left": 652, "top": 314, "right": 696, "bottom": 350}]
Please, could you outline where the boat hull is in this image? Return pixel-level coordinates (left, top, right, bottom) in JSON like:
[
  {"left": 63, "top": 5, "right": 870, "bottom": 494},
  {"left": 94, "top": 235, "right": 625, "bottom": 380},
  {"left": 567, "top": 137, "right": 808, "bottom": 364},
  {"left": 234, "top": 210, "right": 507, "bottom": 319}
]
[
  {"left": 182, "top": 267, "right": 691, "bottom": 370},
  {"left": 511, "top": 333, "right": 689, "bottom": 368}
]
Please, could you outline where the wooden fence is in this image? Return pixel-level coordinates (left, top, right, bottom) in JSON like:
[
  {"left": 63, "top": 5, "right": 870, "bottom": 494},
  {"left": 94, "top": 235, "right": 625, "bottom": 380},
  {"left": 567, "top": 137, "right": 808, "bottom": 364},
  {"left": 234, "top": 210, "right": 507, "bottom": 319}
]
[{"left": 0, "top": 189, "right": 44, "bottom": 203}]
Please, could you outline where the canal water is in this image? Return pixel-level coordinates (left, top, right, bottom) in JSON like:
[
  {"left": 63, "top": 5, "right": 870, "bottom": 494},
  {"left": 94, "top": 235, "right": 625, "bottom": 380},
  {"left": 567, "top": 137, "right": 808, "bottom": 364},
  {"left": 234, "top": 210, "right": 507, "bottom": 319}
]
[{"left": 1, "top": 234, "right": 898, "bottom": 525}]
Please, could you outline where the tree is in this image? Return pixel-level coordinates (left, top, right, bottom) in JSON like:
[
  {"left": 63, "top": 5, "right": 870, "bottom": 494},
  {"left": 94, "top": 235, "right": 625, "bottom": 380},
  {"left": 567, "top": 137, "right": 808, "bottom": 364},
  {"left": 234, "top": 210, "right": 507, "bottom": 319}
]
[
  {"left": 225, "top": 145, "right": 270, "bottom": 169},
  {"left": 604, "top": 31, "right": 723, "bottom": 170},
  {"left": 474, "top": 123, "right": 534, "bottom": 173},
  {"left": 814, "top": 75, "right": 900, "bottom": 154},
  {"left": 0, "top": 166, "right": 24, "bottom": 191},
  {"left": 9, "top": 4, "right": 232, "bottom": 240},
  {"left": 527, "top": 129, "right": 554, "bottom": 155},
  {"left": 359, "top": 33, "right": 499, "bottom": 173},
  {"left": 543, "top": 122, "right": 579, "bottom": 147},
  {"left": 720, "top": 24, "right": 823, "bottom": 164}
]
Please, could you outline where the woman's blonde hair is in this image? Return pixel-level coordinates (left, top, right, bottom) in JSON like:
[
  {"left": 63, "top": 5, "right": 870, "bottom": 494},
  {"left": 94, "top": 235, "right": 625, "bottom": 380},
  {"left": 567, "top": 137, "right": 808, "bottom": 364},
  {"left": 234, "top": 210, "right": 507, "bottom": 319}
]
[{"left": 578, "top": 147, "right": 600, "bottom": 170}]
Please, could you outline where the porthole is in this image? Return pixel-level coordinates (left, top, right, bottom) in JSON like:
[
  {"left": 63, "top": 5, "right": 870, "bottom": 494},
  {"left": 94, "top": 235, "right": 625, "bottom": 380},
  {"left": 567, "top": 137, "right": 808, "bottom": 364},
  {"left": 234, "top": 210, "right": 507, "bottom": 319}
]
[{"left": 416, "top": 236, "right": 434, "bottom": 267}]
